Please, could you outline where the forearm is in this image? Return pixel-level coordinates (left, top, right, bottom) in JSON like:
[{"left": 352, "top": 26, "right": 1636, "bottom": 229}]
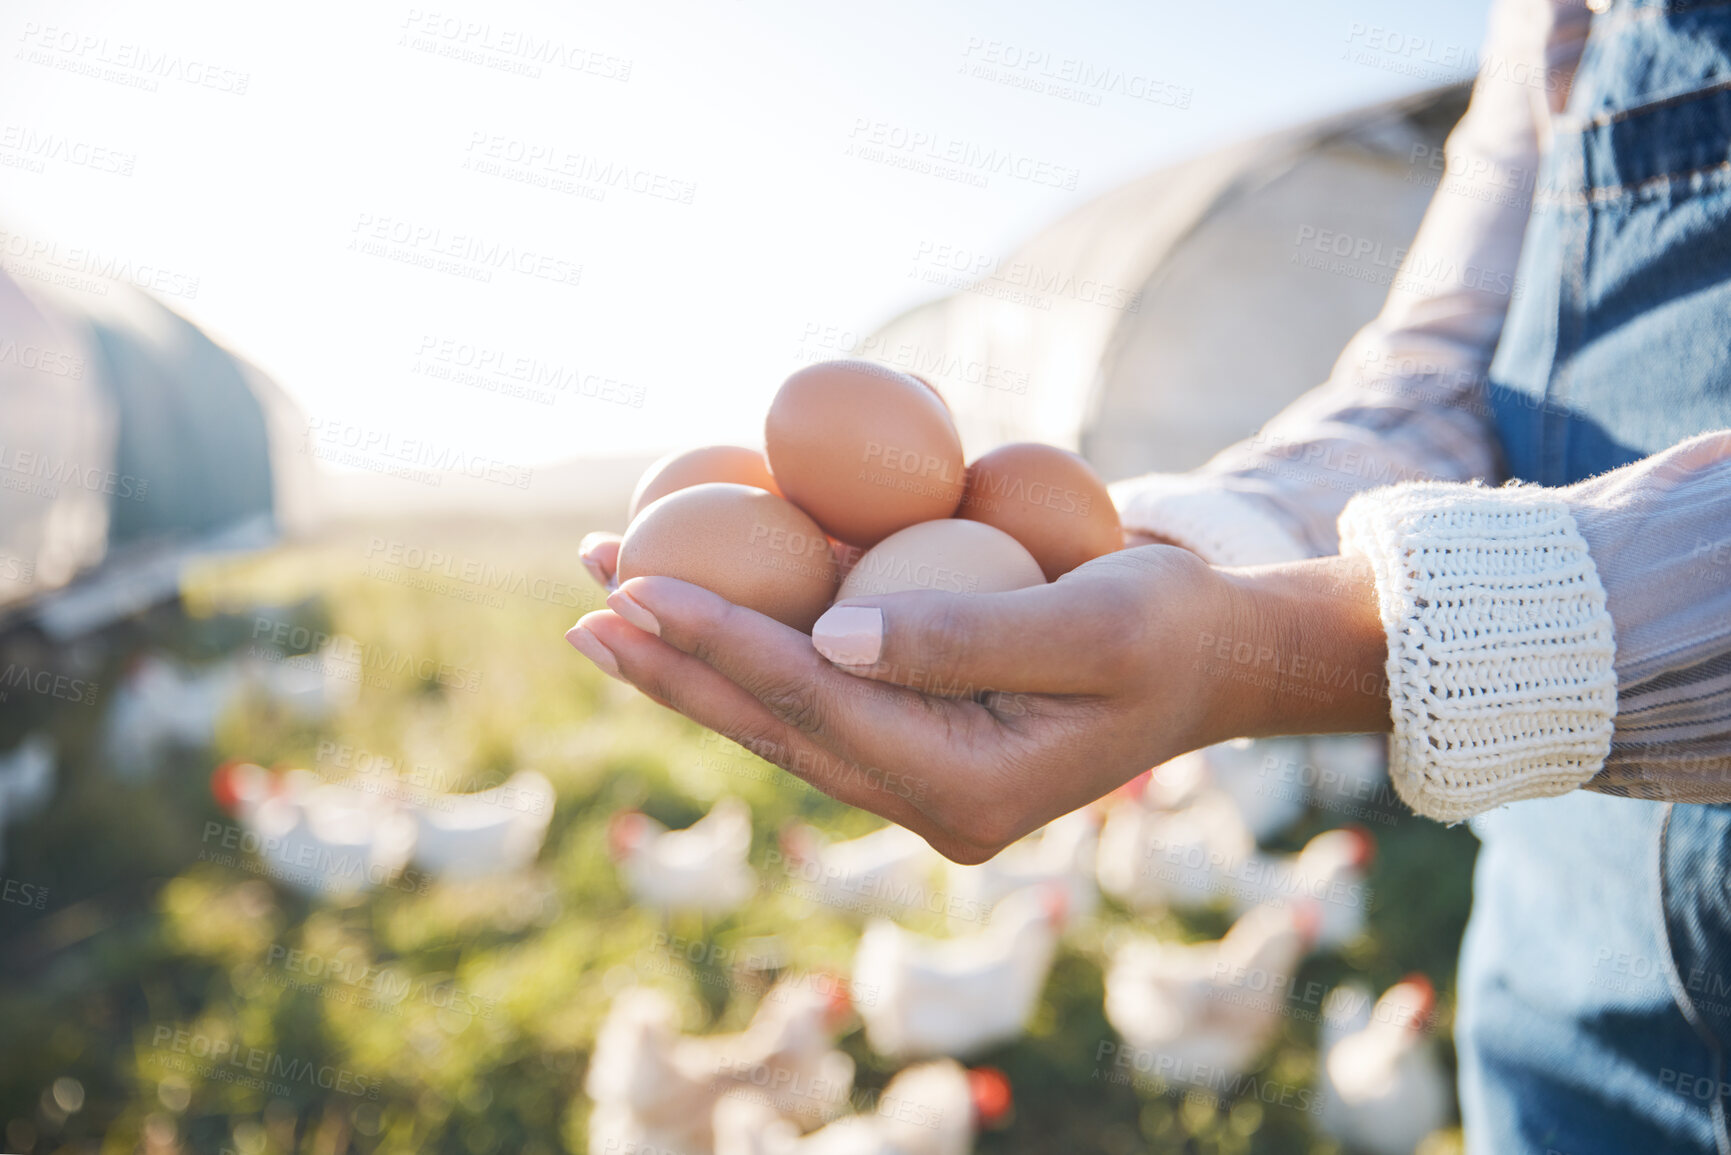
[{"left": 1214, "top": 555, "right": 1392, "bottom": 740}]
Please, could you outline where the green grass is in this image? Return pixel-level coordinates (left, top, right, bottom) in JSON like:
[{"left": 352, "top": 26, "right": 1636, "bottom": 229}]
[{"left": 0, "top": 525, "right": 1479, "bottom": 1154}]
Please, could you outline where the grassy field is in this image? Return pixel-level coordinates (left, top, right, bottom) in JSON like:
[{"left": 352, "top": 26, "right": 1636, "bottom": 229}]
[{"left": 0, "top": 522, "right": 1480, "bottom": 1154}]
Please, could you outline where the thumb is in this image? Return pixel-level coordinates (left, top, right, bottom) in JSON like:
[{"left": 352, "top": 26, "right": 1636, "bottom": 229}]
[{"left": 810, "top": 578, "right": 1129, "bottom": 698}]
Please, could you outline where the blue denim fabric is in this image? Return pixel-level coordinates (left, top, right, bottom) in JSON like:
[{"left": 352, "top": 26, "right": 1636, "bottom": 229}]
[{"left": 1467, "top": 4, "right": 1731, "bottom": 1153}]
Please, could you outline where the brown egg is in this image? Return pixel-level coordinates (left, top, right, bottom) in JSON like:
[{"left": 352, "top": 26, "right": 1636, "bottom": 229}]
[
  {"left": 765, "top": 360, "right": 965, "bottom": 548},
  {"left": 629, "top": 446, "right": 780, "bottom": 521},
  {"left": 906, "top": 372, "right": 953, "bottom": 415},
  {"left": 837, "top": 519, "right": 1045, "bottom": 600},
  {"left": 957, "top": 443, "right": 1122, "bottom": 580},
  {"left": 618, "top": 483, "right": 837, "bottom": 631}
]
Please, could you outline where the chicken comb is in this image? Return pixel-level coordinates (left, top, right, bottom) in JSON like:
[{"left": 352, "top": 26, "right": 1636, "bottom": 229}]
[
  {"left": 209, "top": 760, "right": 265, "bottom": 813},
  {"left": 1117, "top": 769, "right": 1153, "bottom": 802},
  {"left": 967, "top": 1066, "right": 1013, "bottom": 1129},
  {"left": 606, "top": 811, "right": 649, "bottom": 860},
  {"left": 1391, "top": 972, "right": 1436, "bottom": 1028},
  {"left": 777, "top": 821, "right": 819, "bottom": 864},
  {"left": 1040, "top": 883, "right": 1069, "bottom": 928},
  {"left": 816, "top": 973, "right": 852, "bottom": 1029},
  {"left": 1342, "top": 824, "right": 1377, "bottom": 869}
]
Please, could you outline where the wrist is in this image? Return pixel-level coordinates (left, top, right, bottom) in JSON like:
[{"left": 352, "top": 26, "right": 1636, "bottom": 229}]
[{"left": 1206, "top": 555, "right": 1391, "bottom": 740}]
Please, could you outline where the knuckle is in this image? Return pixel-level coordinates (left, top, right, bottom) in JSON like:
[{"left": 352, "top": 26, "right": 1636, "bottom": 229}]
[
  {"left": 653, "top": 678, "right": 707, "bottom": 726},
  {"left": 754, "top": 679, "right": 828, "bottom": 735},
  {"left": 920, "top": 599, "right": 976, "bottom": 675},
  {"left": 682, "top": 598, "right": 743, "bottom": 666}
]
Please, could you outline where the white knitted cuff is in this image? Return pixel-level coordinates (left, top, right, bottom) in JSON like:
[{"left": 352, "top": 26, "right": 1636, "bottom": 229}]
[
  {"left": 1338, "top": 482, "right": 1618, "bottom": 823},
  {"left": 1108, "top": 474, "right": 1310, "bottom": 567}
]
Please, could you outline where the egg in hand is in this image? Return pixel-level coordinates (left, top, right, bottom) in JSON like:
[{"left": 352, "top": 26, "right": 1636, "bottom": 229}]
[
  {"left": 837, "top": 518, "right": 1045, "bottom": 600},
  {"left": 765, "top": 360, "right": 966, "bottom": 548},
  {"left": 958, "top": 442, "right": 1121, "bottom": 580},
  {"left": 628, "top": 445, "right": 780, "bottom": 521},
  {"left": 617, "top": 483, "right": 838, "bottom": 631}
]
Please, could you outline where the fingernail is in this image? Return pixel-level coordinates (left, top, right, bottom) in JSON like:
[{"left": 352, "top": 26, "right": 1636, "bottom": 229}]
[
  {"left": 812, "top": 606, "right": 882, "bottom": 666},
  {"left": 580, "top": 555, "right": 610, "bottom": 589},
  {"left": 607, "top": 589, "right": 660, "bottom": 636},
  {"left": 565, "top": 625, "right": 624, "bottom": 681}
]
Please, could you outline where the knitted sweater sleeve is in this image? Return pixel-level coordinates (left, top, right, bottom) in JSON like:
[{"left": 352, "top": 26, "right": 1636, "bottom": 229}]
[{"left": 1337, "top": 432, "right": 1731, "bottom": 822}]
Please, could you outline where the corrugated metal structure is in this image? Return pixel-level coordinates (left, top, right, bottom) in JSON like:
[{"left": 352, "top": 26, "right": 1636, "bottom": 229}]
[
  {"left": 868, "top": 84, "right": 1470, "bottom": 482},
  {"left": 0, "top": 270, "right": 312, "bottom": 636}
]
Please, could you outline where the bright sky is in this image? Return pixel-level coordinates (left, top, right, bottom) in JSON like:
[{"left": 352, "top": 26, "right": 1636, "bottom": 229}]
[{"left": 1, "top": 0, "right": 1492, "bottom": 469}]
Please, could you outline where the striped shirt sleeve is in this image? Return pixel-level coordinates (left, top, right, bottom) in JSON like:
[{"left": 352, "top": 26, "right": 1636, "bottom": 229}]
[{"left": 1567, "top": 433, "right": 1731, "bottom": 802}]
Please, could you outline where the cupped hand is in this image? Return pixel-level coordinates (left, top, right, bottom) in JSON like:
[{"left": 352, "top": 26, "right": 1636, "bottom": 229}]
[{"left": 570, "top": 532, "right": 1386, "bottom": 864}]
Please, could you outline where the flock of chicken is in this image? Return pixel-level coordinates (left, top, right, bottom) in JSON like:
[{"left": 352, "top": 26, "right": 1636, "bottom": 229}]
[
  {"left": 596, "top": 736, "right": 1450, "bottom": 1155},
  {"left": 0, "top": 644, "right": 1450, "bottom": 1153},
  {"left": 587, "top": 977, "right": 1009, "bottom": 1155},
  {"left": 208, "top": 760, "right": 556, "bottom": 894},
  {"left": 0, "top": 645, "right": 359, "bottom": 864}
]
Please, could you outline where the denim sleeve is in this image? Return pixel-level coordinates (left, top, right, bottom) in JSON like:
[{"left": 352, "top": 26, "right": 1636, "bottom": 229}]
[{"left": 1109, "top": 0, "right": 1590, "bottom": 565}]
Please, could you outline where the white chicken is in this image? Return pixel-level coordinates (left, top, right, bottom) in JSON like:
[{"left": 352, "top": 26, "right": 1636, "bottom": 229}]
[
  {"left": 251, "top": 771, "right": 415, "bottom": 898},
  {"left": 0, "top": 732, "right": 55, "bottom": 819},
  {"left": 610, "top": 797, "right": 758, "bottom": 917},
  {"left": 1306, "top": 734, "right": 1393, "bottom": 805},
  {"left": 1320, "top": 976, "right": 1451, "bottom": 1154},
  {"left": 1096, "top": 789, "right": 1255, "bottom": 912},
  {"left": 709, "top": 1093, "right": 798, "bottom": 1155},
  {"left": 586, "top": 988, "right": 718, "bottom": 1155},
  {"left": 712, "top": 1059, "right": 1011, "bottom": 1155},
  {"left": 588, "top": 976, "right": 856, "bottom": 1154},
  {"left": 701, "top": 974, "right": 857, "bottom": 1128},
  {"left": 944, "top": 807, "right": 1099, "bottom": 931},
  {"left": 1229, "top": 827, "right": 1376, "bottom": 949},
  {"left": 212, "top": 761, "right": 561, "bottom": 892},
  {"left": 239, "top": 635, "right": 362, "bottom": 719},
  {"left": 210, "top": 759, "right": 277, "bottom": 821},
  {"left": 853, "top": 884, "right": 1066, "bottom": 1060},
  {"left": 1181, "top": 738, "right": 1312, "bottom": 841},
  {"left": 1104, "top": 903, "right": 1319, "bottom": 1078},
  {"left": 212, "top": 764, "right": 411, "bottom": 896},
  {"left": 0, "top": 733, "right": 55, "bottom": 866},
  {"left": 102, "top": 654, "right": 240, "bottom": 779},
  {"left": 236, "top": 770, "right": 415, "bottom": 898},
  {"left": 408, "top": 769, "right": 554, "bottom": 880},
  {"left": 103, "top": 640, "right": 363, "bottom": 781},
  {"left": 777, "top": 820, "right": 938, "bottom": 919}
]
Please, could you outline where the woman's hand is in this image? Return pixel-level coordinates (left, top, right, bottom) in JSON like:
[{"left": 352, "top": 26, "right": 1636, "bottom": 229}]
[{"left": 568, "top": 535, "right": 1389, "bottom": 864}]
